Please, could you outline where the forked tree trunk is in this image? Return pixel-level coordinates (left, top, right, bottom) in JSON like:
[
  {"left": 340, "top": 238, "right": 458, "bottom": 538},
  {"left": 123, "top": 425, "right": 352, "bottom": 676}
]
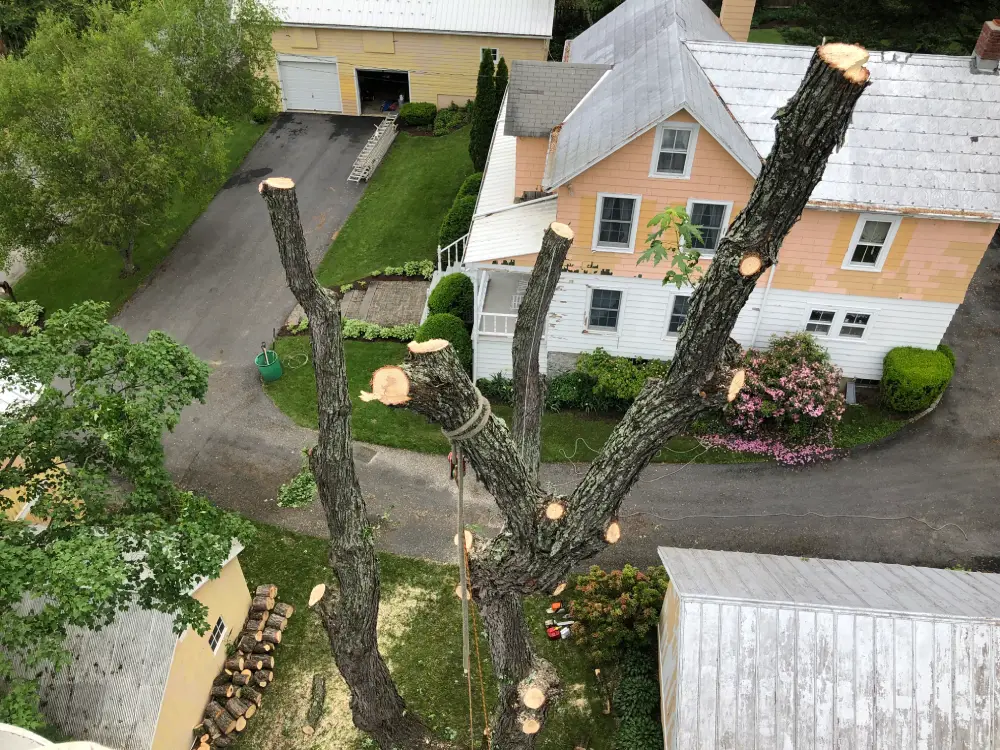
[
  {"left": 259, "top": 177, "right": 438, "bottom": 750},
  {"left": 367, "top": 44, "right": 872, "bottom": 746},
  {"left": 511, "top": 223, "right": 574, "bottom": 479}
]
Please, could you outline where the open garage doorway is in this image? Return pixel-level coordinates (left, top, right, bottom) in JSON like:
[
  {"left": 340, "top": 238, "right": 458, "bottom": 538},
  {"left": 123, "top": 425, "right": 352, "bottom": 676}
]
[{"left": 356, "top": 69, "right": 410, "bottom": 115}]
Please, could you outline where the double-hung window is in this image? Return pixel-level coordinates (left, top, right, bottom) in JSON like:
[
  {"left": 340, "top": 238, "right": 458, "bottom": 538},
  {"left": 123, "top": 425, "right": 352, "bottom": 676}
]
[
  {"left": 839, "top": 312, "right": 871, "bottom": 339},
  {"left": 650, "top": 123, "right": 698, "bottom": 178},
  {"left": 843, "top": 214, "right": 901, "bottom": 271},
  {"left": 593, "top": 194, "right": 640, "bottom": 252},
  {"left": 666, "top": 295, "right": 690, "bottom": 335},
  {"left": 588, "top": 289, "right": 622, "bottom": 331},
  {"left": 686, "top": 200, "right": 732, "bottom": 256},
  {"left": 804, "top": 309, "right": 874, "bottom": 340},
  {"left": 208, "top": 616, "right": 226, "bottom": 653},
  {"left": 805, "top": 309, "right": 836, "bottom": 335}
]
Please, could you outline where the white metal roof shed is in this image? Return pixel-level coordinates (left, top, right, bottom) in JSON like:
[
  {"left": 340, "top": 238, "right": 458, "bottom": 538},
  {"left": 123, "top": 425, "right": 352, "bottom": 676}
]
[
  {"left": 658, "top": 546, "right": 1000, "bottom": 749},
  {"left": 270, "top": 0, "right": 556, "bottom": 38}
]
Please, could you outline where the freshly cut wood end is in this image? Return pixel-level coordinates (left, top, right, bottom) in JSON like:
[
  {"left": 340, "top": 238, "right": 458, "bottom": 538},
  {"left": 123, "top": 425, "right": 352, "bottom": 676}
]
[
  {"left": 302, "top": 726, "right": 315, "bottom": 736},
  {"left": 453, "top": 529, "right": 474, "bottom": 551},
  {"left": 549, "top": 222, "right": 575, "bottom": 240},
  {"left": 605, "top": 520, "right": 621, "bottom": 544},
  {"left": 818, "top": 43, "right": 870, "bottom": 83},
  {"left": 259, "top": 176, "right": 296, "bottom": 193},
  {"left": 407, "top": 338, "right": 450, "bottom": 354},
  {"left": 523, "top": 687, "right": 546, "bottom": 710},
  {"left": 454, "top": 583, "right": 470, "bottom": 601},
  {"left": 727, "top": 369, "right": 746, "bottom": 403},
  {"left": 522, "top": 718, "right": 541, "bottom": 735},
  {"left": 544, "top": 502, "right": 565, "bottom": 521},
  {"left": 308, "top": 583, "right": 326, "bottom": 607},
  {"left": 369, "top": 366, "right": 411, "bottom": 405},
  {"left": 551, "top": 582, "right": 567, "bottom": 596},
  {"left": 738, "top": 253, "right": 763, "bottom": 277},
  {"left": 359, "top": 390, "right": 379, "bottom": 402}
]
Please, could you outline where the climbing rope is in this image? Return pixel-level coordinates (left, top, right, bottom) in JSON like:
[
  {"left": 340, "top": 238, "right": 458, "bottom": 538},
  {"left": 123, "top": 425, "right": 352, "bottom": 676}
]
[
  {"left": 441, "top": 391, "right": 492, "bottom": 442},
  {"left": 464, "top": 543, "right": 492, "bottom": 750}
]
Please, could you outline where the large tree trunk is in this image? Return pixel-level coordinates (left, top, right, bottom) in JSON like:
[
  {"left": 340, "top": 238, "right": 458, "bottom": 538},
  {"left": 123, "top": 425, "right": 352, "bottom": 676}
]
[
  {"left": 119, "top": 235, "right": 138, "bottom": 277},
  {"left": 368, "top": 44, "right": 871, "bottom": 746},
  {"left": 511, "top": 223, "right": 574, "bottom": 479},
  {"left": 259, "top": 177, "right": 438, "bottom": 750}
]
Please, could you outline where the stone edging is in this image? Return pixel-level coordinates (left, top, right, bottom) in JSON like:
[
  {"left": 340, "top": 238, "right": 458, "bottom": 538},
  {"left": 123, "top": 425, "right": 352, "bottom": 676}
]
[{"left": 848, "top": 389, "right": 946, "bottom": 455}]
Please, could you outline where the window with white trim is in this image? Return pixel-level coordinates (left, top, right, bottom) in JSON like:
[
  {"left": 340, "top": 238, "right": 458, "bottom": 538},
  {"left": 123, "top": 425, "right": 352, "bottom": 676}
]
[
  {"left": 839, "top": 312, "right": 871, "bottom": 339},
  {"left": 481, "top": 47, "right": 499, "bottom": 64},
  {"left": 805, "top": 309, "right": 836, "bottom": 335},
  {"left": 208, "top": 616, "right": 226, "bottom": 653},
  {"left": 593, "top": 194, "right": 640, "bottom": 252},
  {"left": 843, "top": 214, "right": 900, "bottom": 271},
  {"left": 587, "top": 289, "right": 622, "bottom": 331},
  {"left": 666, "top": 295, "right": 690, "bottom": 335},
  {"left": 651, "top": 123, "right": 698, "bottom": 178},
  {"left": 686, "top": 200, "right": 731, "bottom": 256}
]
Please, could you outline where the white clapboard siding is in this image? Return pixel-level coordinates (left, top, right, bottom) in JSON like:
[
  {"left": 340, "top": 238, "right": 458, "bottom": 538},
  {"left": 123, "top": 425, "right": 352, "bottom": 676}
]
[{"left": 475, "top": 335, "right": 546, "bottom": 381}]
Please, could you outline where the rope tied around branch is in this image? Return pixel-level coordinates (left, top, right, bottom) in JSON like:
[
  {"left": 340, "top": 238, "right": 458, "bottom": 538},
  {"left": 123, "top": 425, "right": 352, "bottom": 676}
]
[{"left": 442, "top": 390, "right": 492, "bottom": 443}]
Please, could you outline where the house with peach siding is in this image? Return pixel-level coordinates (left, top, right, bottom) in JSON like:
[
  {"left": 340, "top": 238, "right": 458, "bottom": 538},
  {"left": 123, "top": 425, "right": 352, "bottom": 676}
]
[
  {"left": 440, "top": 0, "right": 1000, "bottom": 382},
  {"left": 267, "top": 0, "right": 555, "bottom": 114}
]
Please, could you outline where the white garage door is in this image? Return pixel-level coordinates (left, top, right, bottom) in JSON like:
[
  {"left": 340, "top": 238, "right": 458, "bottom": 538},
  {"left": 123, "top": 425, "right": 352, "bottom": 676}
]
[{"left": 278, "top": 57, "right": 343, "bottom": 113}]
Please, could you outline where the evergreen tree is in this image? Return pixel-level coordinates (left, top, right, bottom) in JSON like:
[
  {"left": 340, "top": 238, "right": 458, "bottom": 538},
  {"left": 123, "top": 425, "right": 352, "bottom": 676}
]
[
  {"left": 468, "top": 48, "right": 496, "bottom": 172},
  {"left": 494, "top": 56, "right": 509, "bottom": 103}
]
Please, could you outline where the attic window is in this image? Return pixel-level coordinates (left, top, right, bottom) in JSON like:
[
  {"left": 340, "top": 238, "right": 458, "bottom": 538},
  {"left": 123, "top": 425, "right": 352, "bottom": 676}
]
[
  {"left": 208, "top": 616, "right": 226, "bottom": 653},
  {"left": 650, "top": 122, "right": 699, "bottom": 179},
  {"left": 842, "top": 214, "right": 901, "bottom": 272}
]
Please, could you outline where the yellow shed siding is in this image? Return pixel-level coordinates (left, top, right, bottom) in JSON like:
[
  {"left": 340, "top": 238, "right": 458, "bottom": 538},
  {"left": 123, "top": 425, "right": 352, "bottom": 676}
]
[
  {"left": 719, "top": 0, "right": 755, "bottom": 42},
  {"left": 552, "top": 109, "right": 995, "bottom": 304},
  {"left": 151, "top": 557, "right": 252, "bottom": 750},
  {"left": 272, "top": 28, "right": 548, "bottom": 115}
]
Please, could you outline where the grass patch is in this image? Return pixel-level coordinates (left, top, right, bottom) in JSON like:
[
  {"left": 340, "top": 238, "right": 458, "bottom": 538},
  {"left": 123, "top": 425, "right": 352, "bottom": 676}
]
[
  {"left": 316, "top": 128, "right": 474, "bottom": 288},
  {"left": 238, "top": 522, "right": 615, "bottom": 750},
  {"left": 13, "top": 120, "right": 269, "bottom": 315},
  {"left": 748, "top": 27, "right": 788, "bottom": 44},
  {"left": 264, "top": 335, "right": 756, "bottom": 464},
  {"left": 834, "top": 403, "right": 905, "bottom": 448}
]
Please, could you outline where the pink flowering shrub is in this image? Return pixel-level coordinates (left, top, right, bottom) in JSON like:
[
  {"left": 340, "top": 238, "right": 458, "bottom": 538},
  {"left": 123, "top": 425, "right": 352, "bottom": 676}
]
[{"left": 712, "top": 333, "right": 846, "bottom": 464}]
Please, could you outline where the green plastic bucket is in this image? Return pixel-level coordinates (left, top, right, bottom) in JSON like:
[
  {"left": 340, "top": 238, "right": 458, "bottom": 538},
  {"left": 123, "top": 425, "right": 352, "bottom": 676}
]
[{"left": 255, "top": 349, "right": 283, "bottom": 382}]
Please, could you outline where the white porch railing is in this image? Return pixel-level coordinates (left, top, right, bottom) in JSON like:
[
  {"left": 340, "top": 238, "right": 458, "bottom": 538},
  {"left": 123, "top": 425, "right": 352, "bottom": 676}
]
[
  {"left": 348, "top": 113, "right": 398, "bottom": 183},
  {"left": 478, "top": 312, "right": 518, "bottom": 336},
  {"left": 437, "top": 233, "right": 468, "bottom": 273}
]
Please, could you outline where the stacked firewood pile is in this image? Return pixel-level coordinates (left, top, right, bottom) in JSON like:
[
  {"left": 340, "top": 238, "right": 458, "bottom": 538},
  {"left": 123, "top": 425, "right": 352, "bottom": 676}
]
[{"left": 193, "top": 584, "right": 293, "bottom": 749}]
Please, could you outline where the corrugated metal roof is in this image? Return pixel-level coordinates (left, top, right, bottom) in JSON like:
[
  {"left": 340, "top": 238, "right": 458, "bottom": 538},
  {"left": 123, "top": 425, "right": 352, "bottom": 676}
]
[
  {"left": 476, "top": 94, "right": 517, "bottom": 216},
  {"left": 465, "top": 196, "right": 558, "bottom": 263},
  {"left": 270, "top": 0, "right": 556, "bottom": 38},
  {"left": 687, "top": 41, "right": 1000, "bottom": 220},
  {"left": 658, "top": 547, "right": 1000, "bottom": 749},
  {"left": 505, "top": 61, "right": 610, "bottom": 137},
  {"left": 542, "top": 23, "right": 761, "bottom": 189}
]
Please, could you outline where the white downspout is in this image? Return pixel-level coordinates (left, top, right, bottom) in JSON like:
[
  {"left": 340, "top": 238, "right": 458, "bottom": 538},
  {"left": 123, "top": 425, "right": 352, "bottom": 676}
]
[{"left": 750, "top": 264, "right": 777, "bottom": 348}]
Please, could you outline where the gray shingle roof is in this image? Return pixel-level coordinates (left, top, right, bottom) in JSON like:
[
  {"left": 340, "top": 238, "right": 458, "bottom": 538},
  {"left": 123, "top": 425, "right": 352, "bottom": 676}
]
[{"left": 504, "top": 61, "right": 610, "bottom": 137}]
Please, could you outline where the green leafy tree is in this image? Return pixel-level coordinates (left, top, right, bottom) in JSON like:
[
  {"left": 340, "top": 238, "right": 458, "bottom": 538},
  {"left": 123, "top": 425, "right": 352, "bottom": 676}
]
[
  {"left": 0, "top": 0, "right": 129, "bottom": 55},
  {"left": 0, "top": 300, "right": 252, "bottom": 725},
  {"left": 0, "top": 11, "right": 228, "bottom": 278},
  {"left": 137, "top": 0, "right": 280, "bottom": 120},
  {"left": 468, "top": 48, "right": 496, "bottom": 171},
  {"left": 638, "top": 205, "right": 704, "bottom": 287}
]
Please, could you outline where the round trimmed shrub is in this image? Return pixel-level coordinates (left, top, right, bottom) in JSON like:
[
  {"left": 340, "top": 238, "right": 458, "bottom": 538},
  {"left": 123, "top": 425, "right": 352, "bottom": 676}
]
[
  {"left": 457, "top": 172, "right": 483, "bottom": 199},
  {"left": 881, "top": 346, "right": 953, "bottom": 412},
  {"left": 416, "top": 313, "right": 472, "bottom": 372},
  {"left": 428, "top": 273, "right": 474, "bottom": 328},
  {"left": 614, "top": 715, "right": 663, "bottom": 750},
  {"left": 938, "top": 343, "right": 956, "bottom": 368},
  {"left": 398, "top": 101, "right": 437, "bottom": 126},
  {"left": 439, "top": 194, "right": 477, "bottom": 247}
]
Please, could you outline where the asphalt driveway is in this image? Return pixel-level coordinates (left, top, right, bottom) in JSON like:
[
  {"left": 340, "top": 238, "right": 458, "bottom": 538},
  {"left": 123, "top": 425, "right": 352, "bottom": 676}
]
[{"left": 115, "top": 114, "right": 372, "bottom": 507}]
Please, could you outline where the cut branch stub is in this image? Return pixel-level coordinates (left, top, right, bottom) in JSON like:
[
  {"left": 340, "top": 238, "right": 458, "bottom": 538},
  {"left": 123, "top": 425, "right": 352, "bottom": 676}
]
[
  {"left": 522, "top": 687, "right": 546, "bottom": 710},
  {"left": 408, "top": 339, "right": 450, "bottom": 354},
  {"left": 605, "top": 520, "right": 621, "bottom": 544},
  {"left": 363, "top": 366, "right": 411, "bottom": 405},
  {"left": 522, "top": 719, "right": 541, "bottom": 735},
  {"left": 258, "top": 176, "right": 296, "bottom": 194},
  {"left": 727, "top": 369, "right": 746, "bottom": 403},
  {"left": 308, "top": 583, "right": 326, "bottom": 608},
  {"left": 818, "top": 42, "right": 870, "bottom": 83},
  {"left": 738, "top": 253, "right": 763, "bottom": 277},
  {"left": 453, "top": 529, "right": 474, "bottom": 551},
  {"left": 454, "top": 583, "right": 470, "bottom": 601},
  {"left": 544, "top": 502, "right": 565, "bottom": 521},
  {"left": 551, "top": 582, "right": 567, "bottom": 597}
]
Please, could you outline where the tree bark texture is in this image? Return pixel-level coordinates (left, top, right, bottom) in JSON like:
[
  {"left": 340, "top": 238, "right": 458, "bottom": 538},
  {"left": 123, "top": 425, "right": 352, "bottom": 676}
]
[
  {"left": 511, "top": 223, "right": 574, "bottom": 479},
  {"left": 260, "top": 177, "right": 438, "bottom": 750},
  {"left": 371, "top": 45, "right": 871, "bottom": 747},
  {"left": 119, "top": 235, "right": 137, "bottom": 277}
]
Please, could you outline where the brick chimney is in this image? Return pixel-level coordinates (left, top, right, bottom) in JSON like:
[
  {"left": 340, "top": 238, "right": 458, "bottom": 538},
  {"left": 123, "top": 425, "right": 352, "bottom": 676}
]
[
  {"left": 973, "top": 19, "right": 1000, "bottom": 73},
  {"left": 720, "top": 0, "right": 757, "bottom": 43}
]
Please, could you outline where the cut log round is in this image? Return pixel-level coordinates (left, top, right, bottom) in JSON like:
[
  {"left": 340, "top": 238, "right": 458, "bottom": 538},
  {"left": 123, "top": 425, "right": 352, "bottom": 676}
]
[
  {"left": 241, "top": 686, "right": 263, "bottom": 707},
  {"left": 253, "top": 669, "right": 274, "bottom": 687},
  {"left": 231, "top": 671, "right": 252, "bottom": 687},
  {"left": 262, "top": 627, "right": 282, "bottom": 644},
  {"left": 251, "top": 641, "right": 274, "bottom": 654},
  {"left": 522, "top": 718, "right": 541, "bottom": 735},
  {"left": 237, "top": 635, "right": 259, "bottom": 652},
  {"left": 727, "top": 369, "right": 746, "bottom": 403},
  {"left": 605, "top": 520, "right": 621, "bottom": 544},
  {"left": 250, "top": 595, "right": 275, "bottom": 612},
  {"left": 216, "top": 711, "right": 238, "bottom": 734},
  {"left": 244, "top": 703, "right": 257, "bottom": 719},
  {"left": 308, "top": 583, "right": 326, "bottom": 608},
  {"left": 738, "top": 253, "right": 763, "bottom": 277},
  {"left": 212, "top": 737, "right": 234, "bottom": 748},
  {"left": 224, "top": 656, "right": 244, "bottom": 673},
  {"left": 272, "top": 602, "right": 295, "bottom": 618},
  {"left": 213, "top": 673, "right": 232, "bottom": 687},
  {"left": 244, "top": 618, "right": 266, "bottom": 632},
  {"left": 255, "top": 584, "right": 278, "bottom": 598},
  {"left": 240, "top": 629, "right": 264, "bottom": 642},
  {"left": 211, "top": 684, "right": 234, "bottom": 700},
  {"left": 204, "top": 701, "right": 227, "bottom": 723},
  {"left": 254, "top": 654, "right": 275, "bottom": 670},
  {"left": 226, "top": 697, "right": 252, "bottom": 719},
  {"left": 265, "top": 613, "right": 288, "bottom": 631},
  {"left": 522, "top": 687, "right": 546, "bottom": 710},
  {"left": 203, "top": 718, "right": 222, "bottom": 742},
  {"left": 818, "top": 42, "right": 870, "bottom": 83},
  {"left": 258, "top": 176, "right": 295, "bottom": 192},
  {"left": 544, "top": 502, "right": 565, "bottom": 521},
  {"left": 366, "top": 366, "right": 411, "bottom": 405},
  {"left": 234, "top": 716, "right": 247, "bottom": 733},
  {"left": 196, "top": 743, "right": 209, "bottom": 750},
  {"left": 245, "top": 654, "right": 264, "bottom": 671}
]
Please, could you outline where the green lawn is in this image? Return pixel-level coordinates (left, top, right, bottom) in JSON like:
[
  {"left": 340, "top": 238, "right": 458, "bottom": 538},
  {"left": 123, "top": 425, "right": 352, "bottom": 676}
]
[
  {"left": 13, "top": 120, "right": 270, "bottom": 314},
  {"left": 238, "top": 522, "right": 615, "bottom": 750},
  {"left": 748, "top": 27, "right": 788, "bottom": 44},
  {"left": 315, "top": 128, "right": 474, "bottom": 288},
  {"left": 264, "top": 335, "right": 756, "bottom": 464}
]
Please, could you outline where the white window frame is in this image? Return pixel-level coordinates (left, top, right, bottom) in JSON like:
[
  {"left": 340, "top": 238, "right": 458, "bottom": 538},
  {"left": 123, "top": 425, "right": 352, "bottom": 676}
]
[
  {"left": 591, "top": 193, "right": 642, "bottom": 253},
  {"left": 208, "top": 616, "right": 227, "bottom": 654},
  {"left": 800, "top": 307, "right": 877, "bottom": 342},
  {"left": 684, "top": 198, "right": 733, "bottom": 258},
  {"left": 481, "top": 47, "right": 499, "bottom": 64},
  {"left": 662, "top": 292, "right": 692, "bottom": 338},
  {"left": 802, "top": 308, "right": 837, "bottom": 337},
  {"left": 585, "top": 287, "right": 625, "bottom": 333},
  {"left": 648, "top": 122, "right": 700, "bottom": 180},
  {"left": 838, "top": 310, "right": 875, "bottom": 341},
  {"left": 841, "top": 214, "right": 901, "bottom": 273}
]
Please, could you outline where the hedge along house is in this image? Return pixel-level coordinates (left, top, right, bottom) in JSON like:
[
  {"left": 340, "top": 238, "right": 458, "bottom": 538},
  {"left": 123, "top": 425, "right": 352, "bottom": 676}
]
[
  {"left": 657, "top": 547, "right": 1000, "bottom": 748},
  {"left": 267, "top": 0, "right": 556, "bottom": 114},
  {"left": 440, "top": 0, "right": 1000, "bottom": 382}
]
